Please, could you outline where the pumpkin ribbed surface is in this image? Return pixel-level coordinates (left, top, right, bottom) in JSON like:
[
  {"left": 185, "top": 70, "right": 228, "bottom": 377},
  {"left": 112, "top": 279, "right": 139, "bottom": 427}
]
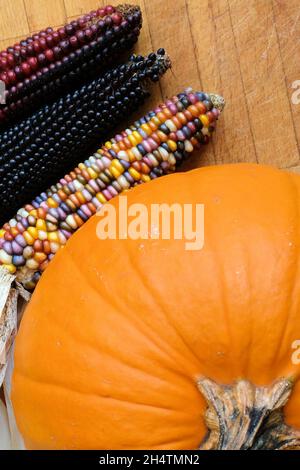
[{"left": 12, "top": 163, "right": 300, "bottom": 449}]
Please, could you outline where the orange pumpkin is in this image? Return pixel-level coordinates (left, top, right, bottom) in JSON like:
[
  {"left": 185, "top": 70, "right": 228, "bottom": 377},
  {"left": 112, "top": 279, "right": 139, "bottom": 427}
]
[{"left": 12, "top": 163, "right": 300, "bottom": 449}]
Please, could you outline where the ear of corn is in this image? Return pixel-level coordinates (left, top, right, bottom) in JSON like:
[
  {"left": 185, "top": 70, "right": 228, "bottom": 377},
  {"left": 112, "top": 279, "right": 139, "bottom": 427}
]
[
  {"left": 0, "top": 51, "right": 171, "bottom": 223},
  {"left": 0, "top": 4, "right": 142, "bottom": 126},
  {"left": 0, "top": 89, "right": 225, "bottom": 289}
]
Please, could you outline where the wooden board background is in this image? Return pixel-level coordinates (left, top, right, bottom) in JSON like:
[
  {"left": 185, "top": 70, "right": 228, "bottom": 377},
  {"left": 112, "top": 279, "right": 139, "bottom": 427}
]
[{"left": 0, "top": 0, "right": 300, "bottom": 173}]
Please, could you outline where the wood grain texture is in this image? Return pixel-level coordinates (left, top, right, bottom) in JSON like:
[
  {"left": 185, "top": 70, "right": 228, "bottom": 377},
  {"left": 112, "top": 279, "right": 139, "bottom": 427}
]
[
  {"left": 24, "top": 0, "right": 67, "bottom": 31},
  {"left": 0, "top": 0, "right": 29, "bottom": 40},
  {"left": 64, "top": 0, "right": 103, "bottom": 17},
  {"left": 0, "top": 0, "right": 299, "bottom": 172}
]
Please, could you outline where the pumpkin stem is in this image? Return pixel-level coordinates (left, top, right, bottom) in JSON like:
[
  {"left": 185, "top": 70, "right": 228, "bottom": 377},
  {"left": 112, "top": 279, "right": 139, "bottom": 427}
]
[{"left": 197, "top": 377, "right": 300, "bottom": 450}]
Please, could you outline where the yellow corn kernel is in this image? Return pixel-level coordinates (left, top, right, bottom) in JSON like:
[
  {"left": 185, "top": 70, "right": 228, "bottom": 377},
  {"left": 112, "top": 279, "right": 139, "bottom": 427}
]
[
  {"left": 0, "top": 229, "right": 5, "bottom": 238},
  {"left": 111, "top": 159, "right": 124, "bottom": 174},
  {"left": 199, "top": 114, "right": 209, "bottom": 127},
  {"left": 78, "top": 162, "right": 87, "bottom": 170},
  {"left": 128, "top": 134, "right": 138, "bottom": 147},
  {"left": 110, "top": 167, "right": 121, "bottom": 179},
  {"left": 47, "top": 197, "right": 58, "bottom": 208},
  {"left": 27, "top": 226, "right": 38, "bottom": 239},
  {"left": 6, "top": 264, "right": 17, "bottom": 274},
  {"left": 29, "top": 209, "right": 38, "bottom": 217},
  {"left": 87, "top": 167, "right": 98, "bottom": 179},
  {"left": 141, "top": 123, "right": 152, "bottom": 136},
  {"left": 151, "top": 116, "right": 161, "bottom": 127},
  {"left": 167, "top": 140, "right": 177, "bottom": 152},
  {"left": 132, "top": 131, "right": 143, "bottom": 144},
  {"left": 48, "top": 231, "right": 59, "bottom": 243},
  {"left": 141, "top": 174, "right": 151, "bottom": 183},
  {"left": 105, "top": 141, "right": 112, "bottom": 149},
  {"left": 96, "top": 193, "right": 107, "bottom": 204},
  {"left": 23, "top": 231, "right": 34, "bottom": 246},
  {"left": 129, "top": 168, "right": 141, "bottom": 181},
  {"left": 36, "top": 219, "right": 47, "bottom": 231}
]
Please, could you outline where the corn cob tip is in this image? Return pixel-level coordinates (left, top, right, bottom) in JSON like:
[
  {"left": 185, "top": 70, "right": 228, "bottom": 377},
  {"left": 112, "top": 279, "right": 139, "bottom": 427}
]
[
  {"left": 128, "top": 49, "right": 171, "bottom": 87},
  {"left": 117, "top": 4, "right": 142, "bottom": 27},
  {"left": 209, "top": 93, "right": 225, "bottom": 112},
  {"left": 155, "top": 50, "right": 172, "bottom": 77}
]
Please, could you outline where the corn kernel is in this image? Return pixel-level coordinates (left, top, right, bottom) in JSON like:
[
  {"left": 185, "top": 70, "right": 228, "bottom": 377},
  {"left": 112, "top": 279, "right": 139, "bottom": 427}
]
[
  {"left": 167, "top": 140, "right": 177, "bottom": 152},
  {"left": 128, "top": 134, "right": 138, "bottom": 147},
  {"left": 27, "top": 227, "right": 38, "bottom": 239},
  {"left": 200, "top": 114, "right": 210, "bottom": 127},
  {"left": 141, "top": 124, "right": 152, "bottom": 136},
  {"left": 129, "top": 168, "right": 141, "bottom": 180},
  {"left": 23, "top": 231, "right": 34, "bottom": 246},
  {"left": 6, "top": 264, "right": 17, "bottom": 274},
  {"left": 48, "top": 232, "right": 60, "bottom": 243},
  {"left": 47, "top": 197, "right": 58, "bottom": 208},
  {"left": 132, "top": 131, "right": 143, "bottom": 144},
  {"left": 36, "top": 219, "right": 47, "bottom": 231},
  {"left": 96, "top": 193, "right": 107, "bottom": 204}
]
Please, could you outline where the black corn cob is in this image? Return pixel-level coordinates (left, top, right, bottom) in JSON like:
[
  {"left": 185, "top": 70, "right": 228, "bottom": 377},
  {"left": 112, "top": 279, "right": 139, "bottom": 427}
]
[
  {"left": 0, "top": 4, "right": 142, "bottom": 126},
  {"left": 0, "top": 51, "right": 171, "bottom": 224}
]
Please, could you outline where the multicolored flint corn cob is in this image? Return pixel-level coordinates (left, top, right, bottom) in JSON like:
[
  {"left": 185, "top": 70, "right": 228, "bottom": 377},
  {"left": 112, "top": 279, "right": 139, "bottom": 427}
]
[
  {"left": 0, "top": 89, "right": 225, "bottom": 289},
  {"left": 0, "top": 51, "right": 170, "bottom": 223},
  {"left": 0, "top": 4, "right": 142, "bottom": 125}
]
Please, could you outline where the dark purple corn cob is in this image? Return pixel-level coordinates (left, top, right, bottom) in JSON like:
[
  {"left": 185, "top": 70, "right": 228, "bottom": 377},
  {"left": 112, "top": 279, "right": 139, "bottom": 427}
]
[
  {"left": 0, "top": 50, "right": 171, "bottom": 224},
  {"left": 0, "top": 4, "right": 142, "bottom": 126}
]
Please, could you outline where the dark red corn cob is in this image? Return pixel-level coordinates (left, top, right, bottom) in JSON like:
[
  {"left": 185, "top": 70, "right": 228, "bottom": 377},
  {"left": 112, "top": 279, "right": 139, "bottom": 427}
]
[
  {"left": 0, "top": 4, "right": 142, "bottom": 126},
  {"left": 0, "top": 5, "right": 135, "bottom": 77},
  {"left": 0, "top": 6, "right": 120, "bottom": 70},
  {"left": 0, "top": 51, "right": 171, "bottom": 224},
  {"left": 0, "top": 28, "right": 55, "bottom": 71}
]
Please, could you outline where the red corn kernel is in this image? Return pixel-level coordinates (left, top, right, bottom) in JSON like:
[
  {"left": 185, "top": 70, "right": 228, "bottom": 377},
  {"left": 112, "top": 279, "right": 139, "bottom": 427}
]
[
  {"left": 97, "top": 8, "right": 105, "bottom": 17},
  {"left": 0, "top": 57, "right": 8, "bottom": 69},
  {"left": 0, "top": 71, "right": 8, "bottom": 84},
  {"left": 33, "top": 41, "right": 41, "bottom": 53},
  {"left": 58, "top": 27, "right": 66, "bottom": 39},
  {"left": 52, "top": 32, "right": 60, "bottom": 44},
  {"left": 45, "top": 49, "right": 55, "bottom": 62},
  {"left": 27, "top": 57, "right": 38, "bottom": 70},
  {"left": 39, "top": 38, "right": 47, "bottom": 50},
  {"left": 105, "top": 5, "right": 115, "bottom": 15},
  {"left": 69, "top": 36, "right": 78, "bottom": 48},
  {"left": 21, "top": 62, "right": 31, "bottom": 76},
  {"left": 112, "top": 13, "right": 122, "bottom": 25},
  {"left": 7, "top": 70, "right": 16, "bottom": 84}
]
